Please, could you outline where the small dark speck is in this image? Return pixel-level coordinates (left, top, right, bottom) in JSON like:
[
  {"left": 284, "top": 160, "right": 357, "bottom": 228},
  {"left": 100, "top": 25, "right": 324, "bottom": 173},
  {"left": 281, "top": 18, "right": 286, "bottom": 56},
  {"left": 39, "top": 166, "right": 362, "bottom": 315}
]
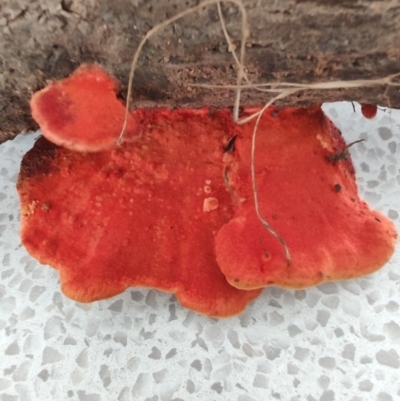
[
  {"left": 271, "top": 110, "right": 279, "bottom": 118},
  {"left": 234, "top": 278, "right": 239, "bottom": 283},
  {"left": 4, "top": 365, "right": 16, "bottom": 375},
  {"left": 334, "top": 184, "right": 342, "bottom": 192},
  {"left": 224, "top": 135, "right": 237, "bottom": 153},
  {"left": 334, "top": 328, "right": 344, "bottom": 337},
  {"left": 165, "top": 348, "right": 177, "bottom": 359},
  {"left": 148, "top": 346, "right": 161, "bottom": 360},
  {"left": 168, "top": 304, "right": 177, "bottom": 321},
  {"left": 211, "top": 382, "right": 223, "bottom": 394},
  {"left": 103, "top": 348, "right": 113, "bottom": 357},
  {"left": 38, "top": 369, "right": 50, "bottom": 382},
  {"left": 191, "top": 359, "right": 202, "bottom": 371},
  {"left": 375, "top": 217, "right": 381, "bottom": 223}
]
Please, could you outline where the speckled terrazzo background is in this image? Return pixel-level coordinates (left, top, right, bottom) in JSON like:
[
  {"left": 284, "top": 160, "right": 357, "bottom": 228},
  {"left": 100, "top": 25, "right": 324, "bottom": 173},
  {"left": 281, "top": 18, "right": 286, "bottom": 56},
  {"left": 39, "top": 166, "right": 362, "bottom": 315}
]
[{"left": 0, "top": 102, "right": 399, "bottom": 401}]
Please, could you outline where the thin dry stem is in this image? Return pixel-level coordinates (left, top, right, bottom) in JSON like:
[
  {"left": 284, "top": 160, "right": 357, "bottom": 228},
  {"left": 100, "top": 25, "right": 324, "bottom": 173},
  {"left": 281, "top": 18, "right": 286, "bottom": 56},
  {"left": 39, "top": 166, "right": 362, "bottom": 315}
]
[
  {"left": 117, "top": 0, "right": 248, "bottom": 145},
  {"left": 189, "top": 72, "right": 400, "bottom": 91},
  {"left": 249, "top": 89, "right": 299, "bottom": 266},
  {"left": 188, "top": 73, "right": 400, "bottom": 125},
  {"left": 198, "top": 6, "right": 283, "bottom": 96},
  {"left": 216, "top": 1, "right": 249, "bottom": 119},
  {"left": 217, "top": 3, "right": 248, "bottom": 84}
]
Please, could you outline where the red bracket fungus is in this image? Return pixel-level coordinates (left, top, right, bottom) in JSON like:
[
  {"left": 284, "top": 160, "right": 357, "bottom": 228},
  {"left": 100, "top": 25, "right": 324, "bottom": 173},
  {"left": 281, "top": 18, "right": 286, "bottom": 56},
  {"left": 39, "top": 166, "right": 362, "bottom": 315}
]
[
  {"left": 18, "top": 65, "right": 397, "bottom": 317},
  {"left": 215, "top": 106, "right": 398, "bottom": 290}
]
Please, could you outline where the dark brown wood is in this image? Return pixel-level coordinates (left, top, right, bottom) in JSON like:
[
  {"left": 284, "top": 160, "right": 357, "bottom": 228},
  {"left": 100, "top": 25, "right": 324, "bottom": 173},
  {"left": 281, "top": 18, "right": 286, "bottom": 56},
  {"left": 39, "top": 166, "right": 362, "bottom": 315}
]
[{"left": 1, "top": 0, "right": 399, "bottom": 144}]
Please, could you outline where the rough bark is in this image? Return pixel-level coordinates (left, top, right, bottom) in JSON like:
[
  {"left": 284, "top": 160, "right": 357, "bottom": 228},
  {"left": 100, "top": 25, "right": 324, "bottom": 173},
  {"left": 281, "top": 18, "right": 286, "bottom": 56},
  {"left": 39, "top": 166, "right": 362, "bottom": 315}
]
[{"left": 1, "top": 0, "right": 399, "bottom": 144}]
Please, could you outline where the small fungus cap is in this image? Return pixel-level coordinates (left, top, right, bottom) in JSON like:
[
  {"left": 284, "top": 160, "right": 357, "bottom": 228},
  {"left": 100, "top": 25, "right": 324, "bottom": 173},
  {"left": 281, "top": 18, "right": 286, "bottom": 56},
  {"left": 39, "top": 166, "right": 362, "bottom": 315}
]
[{"left": 30, "top": 64, "right": 139, "bottom": 152}]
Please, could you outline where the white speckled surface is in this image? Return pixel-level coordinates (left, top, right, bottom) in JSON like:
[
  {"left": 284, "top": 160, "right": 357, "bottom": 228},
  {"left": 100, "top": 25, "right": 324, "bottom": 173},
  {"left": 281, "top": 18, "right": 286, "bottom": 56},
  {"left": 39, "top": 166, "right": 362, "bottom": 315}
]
[{"left": 0, "top": 102, "right": 399, "bottom": 401}]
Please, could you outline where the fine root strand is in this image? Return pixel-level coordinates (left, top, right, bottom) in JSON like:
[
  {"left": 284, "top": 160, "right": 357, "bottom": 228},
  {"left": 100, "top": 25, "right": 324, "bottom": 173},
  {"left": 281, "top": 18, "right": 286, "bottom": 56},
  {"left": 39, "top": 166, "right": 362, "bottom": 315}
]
[
  {"left": 189, "top": 72, "right": 400, "bottom": 125},
  {"left": 249, "top": 90, "right": 299, "bottom": 266}
]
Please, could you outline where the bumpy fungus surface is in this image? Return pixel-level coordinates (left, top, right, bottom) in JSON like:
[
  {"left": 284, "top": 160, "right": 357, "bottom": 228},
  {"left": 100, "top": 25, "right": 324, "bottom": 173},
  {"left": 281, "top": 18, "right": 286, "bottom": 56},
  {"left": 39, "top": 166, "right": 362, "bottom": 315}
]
[
  {"left": 18, "top": 108, "right": 261, "bottom": 317},
  {"left": 215, "top": 106, "right": 398, "bottom": 290},
  {"left": 30, "top": 64, "right": 139, "bottom": 152}
]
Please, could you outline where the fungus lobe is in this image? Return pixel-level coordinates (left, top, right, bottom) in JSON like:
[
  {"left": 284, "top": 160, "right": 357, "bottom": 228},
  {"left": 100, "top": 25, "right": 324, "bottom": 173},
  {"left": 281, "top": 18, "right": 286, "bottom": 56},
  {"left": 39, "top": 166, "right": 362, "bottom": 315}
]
[
  {"left": 30, "top": 64, "right": 139, "bottom": 152},
  {"left": 18, "top": 107, "right": 261, "bottom": 317},
  {"left": 215, "top": 106, "right": 397, "bottom": 290}
]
